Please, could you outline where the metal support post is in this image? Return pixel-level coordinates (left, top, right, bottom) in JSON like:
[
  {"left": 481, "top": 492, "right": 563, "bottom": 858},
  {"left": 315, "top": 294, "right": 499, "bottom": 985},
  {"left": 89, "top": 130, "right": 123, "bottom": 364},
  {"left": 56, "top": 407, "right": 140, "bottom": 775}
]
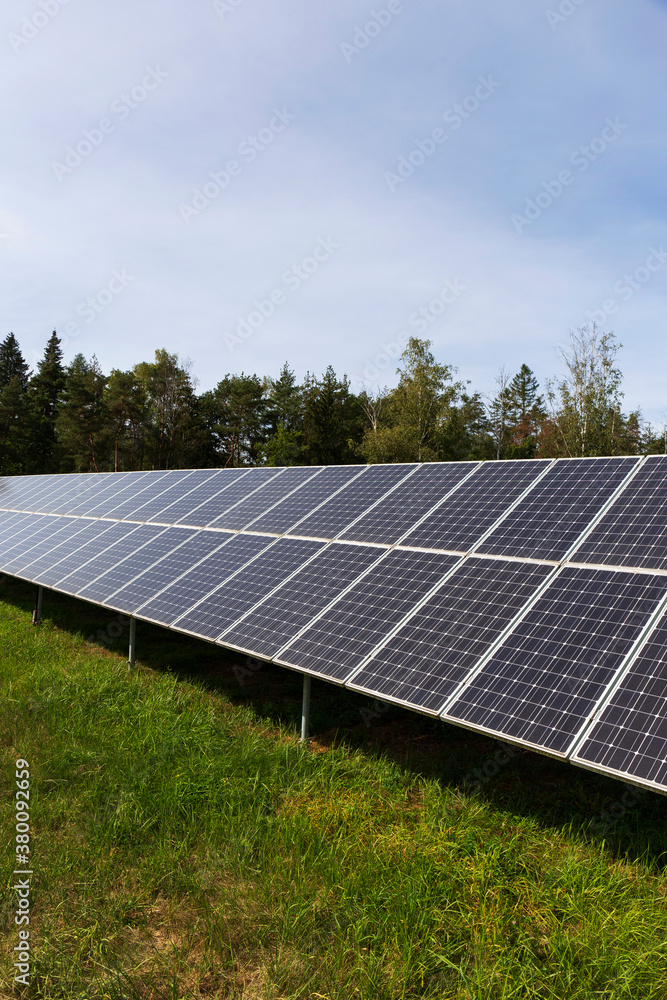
[
  {"left": 300, "top": 674, "right": 311, "bottom": 743},
  {"left": 32, "top": 586, "right": 43, "bottom": 627},
  {"left": 127, "top": 617, "right": 136, "bottom": 670}
]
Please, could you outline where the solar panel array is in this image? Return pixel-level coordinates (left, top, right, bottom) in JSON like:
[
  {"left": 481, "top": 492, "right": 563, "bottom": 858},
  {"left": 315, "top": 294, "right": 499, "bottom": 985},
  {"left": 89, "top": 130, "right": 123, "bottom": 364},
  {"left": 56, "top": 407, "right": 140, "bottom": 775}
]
[{"left": 4, "top": 455, "right": 667, "bottom": 797}]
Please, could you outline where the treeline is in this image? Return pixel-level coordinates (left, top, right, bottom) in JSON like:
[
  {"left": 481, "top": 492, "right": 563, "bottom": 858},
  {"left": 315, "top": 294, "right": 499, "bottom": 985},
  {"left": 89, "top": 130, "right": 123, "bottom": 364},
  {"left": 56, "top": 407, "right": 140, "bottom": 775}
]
[{"left": 0, "top": 326, "right": 663, "bottom": 475}]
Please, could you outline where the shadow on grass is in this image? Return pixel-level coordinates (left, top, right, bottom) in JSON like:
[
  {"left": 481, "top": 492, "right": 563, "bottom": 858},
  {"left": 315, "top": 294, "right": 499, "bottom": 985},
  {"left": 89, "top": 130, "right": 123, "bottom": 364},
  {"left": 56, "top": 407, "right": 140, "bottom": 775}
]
[{"left": 3, "top": 573, "right": 667, "bottom": 870}]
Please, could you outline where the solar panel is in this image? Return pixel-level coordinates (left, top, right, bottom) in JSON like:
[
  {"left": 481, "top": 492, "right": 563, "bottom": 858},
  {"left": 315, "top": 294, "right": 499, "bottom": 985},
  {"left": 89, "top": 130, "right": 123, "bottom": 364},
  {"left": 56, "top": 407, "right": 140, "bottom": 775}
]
[
  {"left": 208, "top": 466, "right": 321, "bottom": 531},
  {"left": 287, "top": 464, "right": 414, "bottom": 540},
  {"left": 153, "top": 468, "right": 250, "bottom": 525},
  {"left": 135, "top": 532, "right": 273, "bottom": 626},
  {"left": 131, "top": 469, "right": 224, "bottom": 523},
  {"left": 28, "top": 474, "right": 91, "bottom": 514},
  {"left": 0, "top": 515, "right": 63, "bottom": 572},
  {"left": 0, "top": 511, "right": 36, "bottom": 541},
  {"left": 572, "top": 605, "right": 667, "bottom": 789},
  {"left": 48, "top": 474, "right": 120, "bottom": 515},
  {"left": 55, "top": 522, "right": 148, "bottom": 595},
  {"left": 76, "top": 525, "right": 179, "bottom": 604},
  {"left": 10, "top": 477, "right": 79, "bottom": 514},
  {"left": 175, "top": 467, "right": 284, "bottom": 527},
  {"left": 571, "top": 455, "right": 667, "bottom": 571},
  {"left": 102, "top": 471, "right": 190, "bottom": 520},
  {"left": 173, "top": 537, "right": 326, "bottom": 641},
  {"left": 8, "top": 458, "right": 667, "bottom": 799},
  {"left": 276, "top": 548, "right": 460, "bottom": 681},
  {"left": 443, "top": 567, "right": 667, "bottom": 756},
  {"left": 399, "top": 460, "right": 552, "bottom": 553},
  {"left": 30, "top": 520, "right": 120, "bottom": 587},
  {"left": 348, "top": 557, "right": 554, "bottom": 714},
  {"left": 220, "top": 541, "right": 384, "bottom": 658},
  {"left": 108, "top": 528, "right": 233, "bottom": 615},
  {"left": 476, "top": 457, "right": 639, "bottom": 562},
  {"left": 13, "top": 517, "right": 95, "bottom": 580},
  {"left": 338, "top": 461, "right": 479, "bottom": 546},
  {"left": 245, "top": 466, "right": 364, "bottom": 535},
  {"left": 68, "top": 471, "right": 154, "bottom": 518}
]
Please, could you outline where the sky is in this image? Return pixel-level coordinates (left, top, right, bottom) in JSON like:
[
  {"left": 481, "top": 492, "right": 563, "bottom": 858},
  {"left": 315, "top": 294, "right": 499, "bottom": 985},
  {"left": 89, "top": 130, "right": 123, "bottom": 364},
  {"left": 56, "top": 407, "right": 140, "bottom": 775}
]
[{"left": 2, "top": 0, "right": 667, "bottom": 425}]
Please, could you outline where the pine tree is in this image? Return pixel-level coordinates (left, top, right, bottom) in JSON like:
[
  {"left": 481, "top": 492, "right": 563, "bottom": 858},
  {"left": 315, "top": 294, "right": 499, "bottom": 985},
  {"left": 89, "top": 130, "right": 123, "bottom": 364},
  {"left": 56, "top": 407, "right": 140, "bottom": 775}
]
[
  {"left": 57, "top": 354, "right": 108, "bottom": 472},
  {"left": 25, "top": 331, "right": 67, "bottom": 473},
  {"left": 302, "top": 366, "right": 364, "bottom": 465},
  {"left": 0, "top": 333, "right": 30, "bottom": 390},
  {"left": 505, "top": 363, "right": 546, "bottom": 458},
  {"left": 0, "top": 333, "right": 31, "bottom": 473}
]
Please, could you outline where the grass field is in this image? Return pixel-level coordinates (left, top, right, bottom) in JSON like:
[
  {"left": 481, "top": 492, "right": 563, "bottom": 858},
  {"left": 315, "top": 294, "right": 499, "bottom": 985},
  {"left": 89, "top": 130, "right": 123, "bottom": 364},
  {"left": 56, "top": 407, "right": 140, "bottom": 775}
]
[{"left": 2, "top": 574, "right": 667, "bottom": 999}]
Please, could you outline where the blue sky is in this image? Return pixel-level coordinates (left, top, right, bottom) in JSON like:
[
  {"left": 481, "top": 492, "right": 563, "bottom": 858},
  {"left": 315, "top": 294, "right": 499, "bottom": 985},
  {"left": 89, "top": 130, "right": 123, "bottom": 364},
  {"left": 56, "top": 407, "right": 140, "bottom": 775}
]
[{"left": 2, "top": 0, "right": 666, "bottom": 425}]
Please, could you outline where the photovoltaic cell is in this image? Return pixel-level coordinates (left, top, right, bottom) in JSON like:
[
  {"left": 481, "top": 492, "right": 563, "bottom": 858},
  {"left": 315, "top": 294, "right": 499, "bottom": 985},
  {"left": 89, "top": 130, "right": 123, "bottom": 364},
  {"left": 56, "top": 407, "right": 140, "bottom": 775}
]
[
  {"left": 174, "top": 537, "right": 325, "bottom": 640},
  {"left": 77, "top": 526, "right": 182, "bottom": 603},
  {"left": 339, "top": 462, "right": 478, "bottom": 546},
  {"left": 573, "top": 609, "right": 667, "bottom": 789},
  {"left": 69, "top": 471, "right": 154, "bottom": 518},
  {"left": 55, "top": 522, "right": 148, "bottom": 594},
  {"left": 175, "top": 467, "right": 284, "bottom": 527},
  {"left": 277, "top": 548, "right": 459, "bottom": 681},
  {"left": 59, "top": 472, "right": 140, "bottom": 516},
  {"left": 571, "top": 455, "right": 667, "bottom": 571},
  {"left": 49, "top": 474, "right": 119, "bottom": 515},
  {"left": 13, "top": 518, "right": 94, "bottom": 579},
  {"left": 349, "top": 557, "right": 553, "bottom": 714},
  {"left": 220, "top": 541, "right": 384, "bottom": 658},
  {"left": 109, "top": 529, "right": 232, "bottom": 615},
  {"left": 132, "top": 469, "right": 221, "bottom": 522},
  {"left": 477, "top": 457, "right": 638, "bottom": 561},
  {"left": 154, "top": 468, "right": 250, "bottom": 524},
  {"left": 287, "top": 465, "right": 413, "bottom": 540},
  {"left": 246, "top": 466, "right": 364, "bottom": 535},
  {"left": 31, "top": 520, "right": 119, "bottom": 587},
  {"left": 103, "top": 471, "right": 189, "bottom": 520},
  {"left": 29, "top": 475, "right": 91, "bottom": 513},
  {"left": 13, "top": 477, "right": 78, "bottom": 514},
  {"left": 0, "top": 515, "right": 63, "bottom": 572},
  {"left": 400, "top": 460, "right": 551, "bottom": 553},
  {"left": 208, "top": 466, "right": 319, "bottom": 530},
  {"left": 135, "top": 533, "right": 272, "bottom": 626},
  {"left": 444, "top": 567, "right": 667, "bottom": 756}
]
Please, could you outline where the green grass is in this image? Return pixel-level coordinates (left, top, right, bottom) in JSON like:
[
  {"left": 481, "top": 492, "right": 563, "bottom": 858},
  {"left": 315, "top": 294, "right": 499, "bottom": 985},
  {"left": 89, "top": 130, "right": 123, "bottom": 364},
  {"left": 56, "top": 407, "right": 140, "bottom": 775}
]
[{"left": 2, "top": 575, "right": 667, "bottom": 999}]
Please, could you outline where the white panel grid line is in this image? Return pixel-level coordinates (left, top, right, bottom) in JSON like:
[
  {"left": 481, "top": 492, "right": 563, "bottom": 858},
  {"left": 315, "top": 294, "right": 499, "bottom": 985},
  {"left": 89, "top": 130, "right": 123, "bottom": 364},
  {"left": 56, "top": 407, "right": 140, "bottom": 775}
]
[
  {"left": 73, "top": 526, "right": 173, "bottom": 599},
  {"left": 566, "top": 589, "right": 667, "bottom": 762},
  {"left": 169, "top": 536, "right": 286, "bottom": 629},
  {"left": 200, "top": 467, "right": 291, "bottom": 527},
  {"left": 558, "top": 454, "right": 649, "bottom": 564},
  {"left": 131, "top": 532, "right": 238, "bottom": 619},
  {"left": 50, "top": 523, "right": 150, "bottom": 592},
  {"left": 384, "top": 461, "right": 483, "bottom": 546},
  {"left": 214, "top": 540, "right": 385, "bottom": 646},
  {"left": 229, "top": 465, "right": 326, "bottom": 529},
  {"left": 343, "top": 554, "right": 475, "bottom": 688},
  {"left": 271, "top": 547, "right": 401, "bottom": 664},
  {"left": 97, "top": 528, "right": 205, "bottom": 606},
  {"left": 122, "top": 468, "right": 214, "bottom": 520},
  {"left": 332, "top": 463, "right": 429, "bottom": 540},
  {"left": 463, "top": 460, "right": 558, "bottom": 556},
  {"left": 286, "top": 464, "right": 416, "bottom": 540},
  {"left": 436, "top": 565, "right": 564, "bottom": 715},
  {"left": 244, "top": 465, "right": 369, "bottom": 534}
]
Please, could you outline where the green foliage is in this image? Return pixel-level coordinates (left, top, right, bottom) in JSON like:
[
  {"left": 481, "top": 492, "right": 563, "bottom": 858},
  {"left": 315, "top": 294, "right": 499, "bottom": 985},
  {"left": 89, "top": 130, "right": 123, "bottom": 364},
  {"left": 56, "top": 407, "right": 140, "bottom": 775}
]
[
  {"left": 57, "top": 354, "right": 108, "bottom": 472},
  {"left": 0, "top": 332, "right": 31, "bottom": 474},
  {"left": 24, "top": 330, "right": 67, "bottom": 473},
  {"left": 545, "top": 327, "right": 636, "bottom": 457},
  {"left": 0, "top": 327, "right": 656, "bottom": 472},
  {"left": 301, "top": 365, "right": 364, "bottom": 465}
]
